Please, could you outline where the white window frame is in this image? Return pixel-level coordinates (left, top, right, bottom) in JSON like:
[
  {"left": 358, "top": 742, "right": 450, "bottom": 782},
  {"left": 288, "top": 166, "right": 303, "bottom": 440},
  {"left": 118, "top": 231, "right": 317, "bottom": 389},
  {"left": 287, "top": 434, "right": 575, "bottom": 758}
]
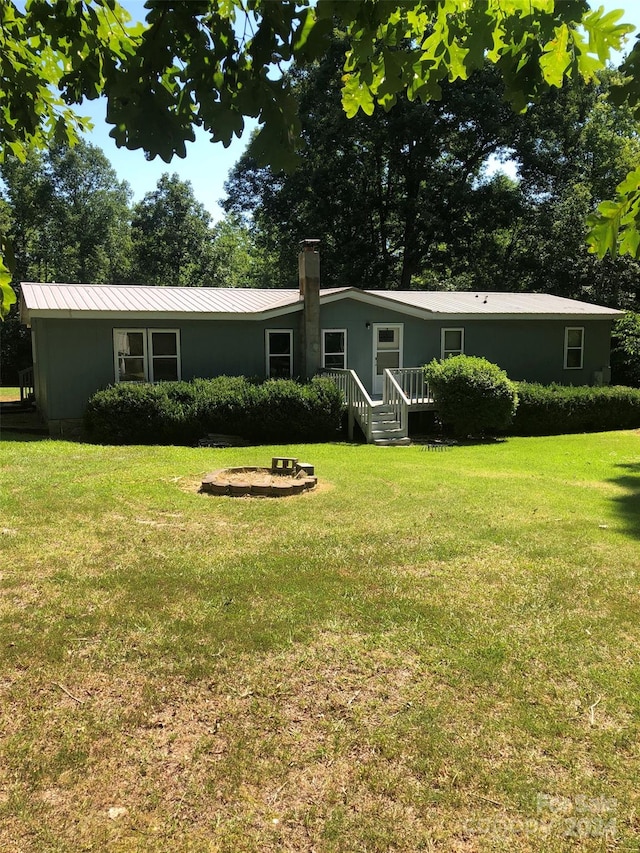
[
  {"left": 114, "top": 328, "right": 149, "bottom": 383},
  {"left": 265, "top": 329, "right": 294, "bottom": 378},
  {"left": 441, "top": 327, "right": 464, "bottom": 359},
  {"left": 321, "top": 328, "right": 347, "bottom": 370},
  {"left": 564, "top": 326, "right": 584, "bottom": 370},
  {"left": 148, "top": 329, "right": 181, "bottom": 382},
  {"left": 113, "top": 328, "right": 181, "bottom": 383}
]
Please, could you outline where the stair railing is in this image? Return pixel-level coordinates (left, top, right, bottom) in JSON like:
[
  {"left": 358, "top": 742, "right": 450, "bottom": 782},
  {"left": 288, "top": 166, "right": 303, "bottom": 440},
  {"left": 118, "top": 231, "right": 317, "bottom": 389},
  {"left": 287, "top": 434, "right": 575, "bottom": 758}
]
[
  {"left": 18, "top": 366, "right": 35, "bottom": 404},
  {"left": 382, "top": 369, "right": 410, "bottom": 438},
  {"left": 322, "top": 368, "right": 374, "bottom": 442},
  {"left": 387, "top": 367, "right": 430, "bottom": 403}
]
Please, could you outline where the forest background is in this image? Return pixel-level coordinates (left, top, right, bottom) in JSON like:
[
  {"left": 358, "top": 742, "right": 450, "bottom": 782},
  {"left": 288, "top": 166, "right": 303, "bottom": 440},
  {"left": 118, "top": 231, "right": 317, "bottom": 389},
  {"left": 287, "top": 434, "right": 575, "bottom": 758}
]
[{"left": 2, "top": 6, "right": 640, "bottom": 383}]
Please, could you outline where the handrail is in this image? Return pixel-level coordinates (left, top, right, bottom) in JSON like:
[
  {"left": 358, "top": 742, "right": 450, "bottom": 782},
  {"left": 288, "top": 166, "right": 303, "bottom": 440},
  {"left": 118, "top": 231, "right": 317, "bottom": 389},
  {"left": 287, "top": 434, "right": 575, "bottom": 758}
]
[
  {"left": 18, "top": 365, "right": 35, "bottom": 404},
  {"left": 322, "top": 368, "right": 374, "bottom": 442},
  {"left": 382, "top": 369, "right": 409, "bottom": 437},
  {"left": 387, "top": 367, "right": 430, "bottom": 403},
  {"left": 323, "top": 367, "right": 430, "bottom": 443}
]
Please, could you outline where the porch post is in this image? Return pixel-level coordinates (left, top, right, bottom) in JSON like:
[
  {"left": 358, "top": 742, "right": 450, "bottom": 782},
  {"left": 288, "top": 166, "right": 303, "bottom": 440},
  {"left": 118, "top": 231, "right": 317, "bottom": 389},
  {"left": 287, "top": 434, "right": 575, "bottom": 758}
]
[{"left": 347, "top": 399, "right": 355, "bottom": 441}]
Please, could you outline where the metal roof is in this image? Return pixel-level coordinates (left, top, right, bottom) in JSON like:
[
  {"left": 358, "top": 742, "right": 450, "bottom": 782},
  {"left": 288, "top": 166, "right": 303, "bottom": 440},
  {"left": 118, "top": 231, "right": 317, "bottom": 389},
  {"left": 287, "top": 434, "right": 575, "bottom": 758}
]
[
  {"left": 20, "top": 282, "right": 305, "bottom": 316},
  {"left": 20, "top": 281, "right": 622, "bottom": 321},
  {"left": 364, "top": 290, "right": 622, "bottom": 315}
]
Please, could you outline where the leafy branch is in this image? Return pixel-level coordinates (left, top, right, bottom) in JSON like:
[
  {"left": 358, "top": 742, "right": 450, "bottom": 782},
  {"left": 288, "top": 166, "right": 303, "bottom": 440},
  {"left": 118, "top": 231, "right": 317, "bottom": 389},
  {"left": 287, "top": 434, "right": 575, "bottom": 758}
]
[{"left": 0, "top": 0, "right": 637, "bottom": 317}]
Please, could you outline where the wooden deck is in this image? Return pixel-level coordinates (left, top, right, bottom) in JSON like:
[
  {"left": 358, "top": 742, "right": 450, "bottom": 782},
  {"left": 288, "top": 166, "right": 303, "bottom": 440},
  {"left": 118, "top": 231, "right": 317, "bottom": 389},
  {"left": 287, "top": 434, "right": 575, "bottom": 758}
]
[{"left": 324, "top": 367, "right": 435, "bottom": 444}]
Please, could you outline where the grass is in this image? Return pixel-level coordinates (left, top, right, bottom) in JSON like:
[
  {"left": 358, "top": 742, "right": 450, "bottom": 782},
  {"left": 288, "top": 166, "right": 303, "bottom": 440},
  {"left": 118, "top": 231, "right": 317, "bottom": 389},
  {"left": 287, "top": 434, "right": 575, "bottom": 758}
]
[
  {"left": 1, "top": 432, "right": 639, "bottom": 851},
  {"left": 0, "top": 386, "right": 20, "bottom": 402}
]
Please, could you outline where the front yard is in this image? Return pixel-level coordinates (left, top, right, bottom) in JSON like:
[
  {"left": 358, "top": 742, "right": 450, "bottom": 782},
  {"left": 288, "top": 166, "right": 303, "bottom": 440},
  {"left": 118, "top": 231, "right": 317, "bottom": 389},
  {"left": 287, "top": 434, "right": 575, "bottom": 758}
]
[{"left": 0, "top": 432, "right": 638, "bottom": 851}]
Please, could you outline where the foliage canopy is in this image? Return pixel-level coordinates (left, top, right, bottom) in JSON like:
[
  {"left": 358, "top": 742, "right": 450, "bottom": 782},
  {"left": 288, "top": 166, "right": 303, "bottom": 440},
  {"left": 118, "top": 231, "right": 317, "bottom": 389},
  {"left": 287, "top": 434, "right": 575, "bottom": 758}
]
[
  {"left": 225, "top": 53, "right": 640, "bottom": 301},
  {"left": 0, "top": 0, "right": 638, "bottom": 316}
]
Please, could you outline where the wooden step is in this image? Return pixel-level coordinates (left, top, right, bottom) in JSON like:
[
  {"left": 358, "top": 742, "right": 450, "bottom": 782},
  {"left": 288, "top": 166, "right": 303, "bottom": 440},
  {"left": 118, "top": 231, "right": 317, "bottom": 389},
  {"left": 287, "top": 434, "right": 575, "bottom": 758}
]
[{"left": 373, "top": 436, "right": 412, "bottom": 446}]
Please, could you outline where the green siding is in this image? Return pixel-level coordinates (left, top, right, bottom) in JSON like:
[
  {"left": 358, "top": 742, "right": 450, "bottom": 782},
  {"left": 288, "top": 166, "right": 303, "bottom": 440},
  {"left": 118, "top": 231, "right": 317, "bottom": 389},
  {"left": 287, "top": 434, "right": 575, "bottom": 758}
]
[
  {"left": 30, "top": 297, "right": 615, "bottom": 421},
  {"left": 33, "top": 315, "right": 304, "bottom": 421},
  {"left": 320, "top": 300, "right": 614, "bottom": 389},
  {"left": 31, "top": 318, "right": 49, "bottom": 420}
]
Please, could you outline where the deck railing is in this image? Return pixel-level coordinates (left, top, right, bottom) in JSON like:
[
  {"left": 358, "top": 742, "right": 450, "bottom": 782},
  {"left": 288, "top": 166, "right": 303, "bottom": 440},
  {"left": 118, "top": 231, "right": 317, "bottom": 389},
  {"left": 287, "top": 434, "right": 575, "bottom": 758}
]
[
  {"left": 382, "top": 369, "right": 410, "bottom": 437},
  {"left": 324, "top": 366, "right": 432, "bottom": 443},
  {"left": 18, "top": 366, "right": 35, "bottom": 404},
  {"left": 387, "top": 367, "right": 430, "bottom": 404},
  {"left": 323, "top": 368, "right": 374, "bottom": 442}
]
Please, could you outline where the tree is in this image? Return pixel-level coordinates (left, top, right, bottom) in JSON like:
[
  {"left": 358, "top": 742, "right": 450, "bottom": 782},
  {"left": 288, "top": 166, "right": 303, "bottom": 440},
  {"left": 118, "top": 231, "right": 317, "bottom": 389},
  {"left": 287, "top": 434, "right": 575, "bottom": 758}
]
[
  {"left": 469, "top": 70, "right": 640, "bottom": 305},
  {"left": 0, "top": 140, "right": 133, "bottom": 381},
  {"left": 588, "top": 42, "right": 640, "bottom": 258},
  {"left": 225, "top": 56, "right": 640, "bottom": 302},
  {"left": 225, "top": 54, "right": 529, "bottom": 290},
  {"left": 209, "top": 214, "right": 275, "bottom": 289},
  {"left": 0, "top": 0, "right": 635, "bottom": 316},
  {"left": 1, "top": 140, "right": 132, "bottom": 284},
  {"left": 130, "top": 174, "right": 215, "bottom": 287},
  {"left": 610, "top": 312, "right": 640, "bottom": 386},
  {"left": 0, "top": 197, "right": 29, "bottom": 384}
]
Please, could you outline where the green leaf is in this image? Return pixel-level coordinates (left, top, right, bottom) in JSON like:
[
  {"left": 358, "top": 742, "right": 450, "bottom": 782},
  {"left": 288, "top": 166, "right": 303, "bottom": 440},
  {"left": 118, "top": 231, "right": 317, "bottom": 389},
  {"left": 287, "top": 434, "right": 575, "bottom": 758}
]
[
  {"left": 539, "top": 24, "right": 570, "bottom": 88},
  {"left": 617, "top": 166, "right": 640, "bottom": 195},
  {"left": 0, "top": 237, "right": 17, "bottom": 320},
  {"left": 582, "top": 5, "right": 634, "bottom": 63},
  {"left": 586, "top": 210, "right": 621, "bottom": 258},
  {"left": 0, "top": 272, "right": 17, "bottom": 320},
  {"left": 341, "top": 73, "right": 375, "bottom": 118},
  {"left": 446, "top": 39, "right": 469, "bottom": 82},
  {"left": 619, "top": 224, "right": 640, "bottom": 257}
]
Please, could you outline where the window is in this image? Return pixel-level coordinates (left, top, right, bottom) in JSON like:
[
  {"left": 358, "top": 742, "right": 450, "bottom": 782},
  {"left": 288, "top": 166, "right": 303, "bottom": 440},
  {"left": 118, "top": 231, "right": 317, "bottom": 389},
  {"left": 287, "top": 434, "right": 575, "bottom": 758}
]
[
  {"left": 375, "top": 325, "right": 402, "bottom": 373},
  {"left": 441, "top": 328, "right": 464, "bottom": 359},
  {"left": 564, "top": 327, "right": 584, "bottom": 369},
  {"left": 114, "top": 329, "right": 180, "bottom": 382},
  {"left": 322, "top": 329, "right": 347, "bottom": 369},
  {"left": 149, "top": 331, "right": 179, "bottom": 381},
  {"left": 266, "top": 329, "right": 293, "bottom": 378}
]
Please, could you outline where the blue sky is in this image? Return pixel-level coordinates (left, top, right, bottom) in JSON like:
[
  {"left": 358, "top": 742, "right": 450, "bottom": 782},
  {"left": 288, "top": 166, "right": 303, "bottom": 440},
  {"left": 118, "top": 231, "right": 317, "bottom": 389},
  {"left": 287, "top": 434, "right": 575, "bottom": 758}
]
[{"left": 80, "top": 1, "right": 640, "bottom": 221}]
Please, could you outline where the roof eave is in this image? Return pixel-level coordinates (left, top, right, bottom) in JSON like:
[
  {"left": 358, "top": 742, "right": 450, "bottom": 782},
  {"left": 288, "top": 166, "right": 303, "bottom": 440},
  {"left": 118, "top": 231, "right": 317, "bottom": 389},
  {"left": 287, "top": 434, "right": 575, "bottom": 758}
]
[
  {"left": 319, "top": 289, "right": 622, "bottom": 320},
  {"left": 22, "top": 302, "right": 305, "bottom": 322},
  {"left": 421, "top": 311, "right": 624, "bottom": 321}
]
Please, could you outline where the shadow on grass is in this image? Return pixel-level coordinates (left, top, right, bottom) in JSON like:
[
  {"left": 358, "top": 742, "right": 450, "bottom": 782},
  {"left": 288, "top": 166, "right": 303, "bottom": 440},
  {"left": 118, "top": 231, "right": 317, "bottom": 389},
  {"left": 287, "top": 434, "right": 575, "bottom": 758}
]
[
  {"left": 0, "top": 430, "right": 49, "bottom": 442},
  {"left": 609, "top": 463, "right": 640, "bottom": 539},
  {"left": 1, "top": 549, "right": 450, "bottom": 680}
]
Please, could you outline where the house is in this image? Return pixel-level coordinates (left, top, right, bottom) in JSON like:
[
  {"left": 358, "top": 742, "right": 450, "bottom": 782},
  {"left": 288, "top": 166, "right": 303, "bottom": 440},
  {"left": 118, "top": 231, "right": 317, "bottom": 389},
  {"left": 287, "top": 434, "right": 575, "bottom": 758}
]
[{"left": 19, "top": 242, "right": 623, "bottom": 440}]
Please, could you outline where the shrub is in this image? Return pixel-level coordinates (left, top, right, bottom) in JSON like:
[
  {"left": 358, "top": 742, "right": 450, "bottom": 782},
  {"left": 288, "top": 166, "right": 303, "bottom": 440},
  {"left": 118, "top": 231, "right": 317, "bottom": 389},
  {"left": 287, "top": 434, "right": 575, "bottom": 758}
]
[
  {"left": 511, "top": 383, "right": 640, "bottom": 435},
  {"left": 611, "top": 312, "right": 640, "bottom": 387},
  {"left": 84, "top": 383, "right": 187, "bottom": 445},
  {"left": 424, "top": 355, "right": 518, "bottom": 438},
  {"left": 251, "top": 376, "right": 345, "bottom": 442},
  {"left": 180, "top": 376, "right": 258, "bottom": 437},
  {"left": 84, "top": 376, "right": 345, "bottom": 445}
]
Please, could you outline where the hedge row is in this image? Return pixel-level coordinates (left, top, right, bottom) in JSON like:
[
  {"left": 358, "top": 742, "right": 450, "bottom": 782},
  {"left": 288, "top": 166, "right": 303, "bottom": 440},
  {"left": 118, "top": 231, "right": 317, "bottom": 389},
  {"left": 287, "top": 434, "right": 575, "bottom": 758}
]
[
  {"left": 84, "top": 376, "right": 345, "bottom": 445},
  {"left": 510, "top": 383, "right": 640, "bottom": 435}
]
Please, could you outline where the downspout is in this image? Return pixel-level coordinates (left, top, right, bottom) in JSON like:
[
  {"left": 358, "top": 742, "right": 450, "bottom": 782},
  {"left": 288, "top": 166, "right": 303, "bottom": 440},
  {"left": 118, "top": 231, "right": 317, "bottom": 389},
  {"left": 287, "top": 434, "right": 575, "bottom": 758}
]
[{"left": 299, "top": 239, "right": 321, "bottom": 380}]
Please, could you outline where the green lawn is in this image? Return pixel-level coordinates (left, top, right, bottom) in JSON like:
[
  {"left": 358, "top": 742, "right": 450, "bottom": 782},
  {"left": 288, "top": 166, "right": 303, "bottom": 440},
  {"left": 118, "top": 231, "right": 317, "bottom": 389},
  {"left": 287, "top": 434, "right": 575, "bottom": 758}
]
[
  {"left": 1, "top": 433, "right": 639, "bottom": 852},
  {"left": 0, "top": 386, "right": 19, "bottom": 402}
]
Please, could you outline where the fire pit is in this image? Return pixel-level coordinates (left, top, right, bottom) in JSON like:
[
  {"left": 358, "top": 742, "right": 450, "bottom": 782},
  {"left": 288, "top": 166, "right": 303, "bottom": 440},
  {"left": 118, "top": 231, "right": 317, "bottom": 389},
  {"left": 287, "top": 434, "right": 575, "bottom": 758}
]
[{"left": 201, "top": 457, "right": 317, "bottom": 498}]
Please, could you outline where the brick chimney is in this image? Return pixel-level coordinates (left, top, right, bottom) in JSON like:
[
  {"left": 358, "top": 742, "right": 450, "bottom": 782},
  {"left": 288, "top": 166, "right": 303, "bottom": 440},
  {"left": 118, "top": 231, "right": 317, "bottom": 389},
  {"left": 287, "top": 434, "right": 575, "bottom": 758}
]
[{"left": 299, "top": 239, "right": 321, "bottom": 379}]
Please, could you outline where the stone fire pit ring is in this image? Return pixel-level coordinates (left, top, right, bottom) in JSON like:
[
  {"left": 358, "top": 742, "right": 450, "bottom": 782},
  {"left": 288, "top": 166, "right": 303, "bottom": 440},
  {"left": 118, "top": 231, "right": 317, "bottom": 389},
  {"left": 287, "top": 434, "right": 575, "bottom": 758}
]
[{"left": 201, "top": 458, "right": 317, "bottom": 498}]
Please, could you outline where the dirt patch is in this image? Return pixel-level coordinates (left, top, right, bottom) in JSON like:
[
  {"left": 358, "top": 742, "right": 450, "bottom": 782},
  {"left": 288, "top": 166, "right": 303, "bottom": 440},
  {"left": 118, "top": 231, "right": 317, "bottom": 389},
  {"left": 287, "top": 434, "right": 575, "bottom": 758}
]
[{"left": 216, "top": 469, "right": 304, "bottom": 487}]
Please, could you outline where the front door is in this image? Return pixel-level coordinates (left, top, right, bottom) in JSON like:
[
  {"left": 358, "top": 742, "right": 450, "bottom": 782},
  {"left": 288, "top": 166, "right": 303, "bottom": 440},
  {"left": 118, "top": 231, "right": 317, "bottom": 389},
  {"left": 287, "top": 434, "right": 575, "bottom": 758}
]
[{"left": 373, "top": 324, "right": 403, "bottom": 395}]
